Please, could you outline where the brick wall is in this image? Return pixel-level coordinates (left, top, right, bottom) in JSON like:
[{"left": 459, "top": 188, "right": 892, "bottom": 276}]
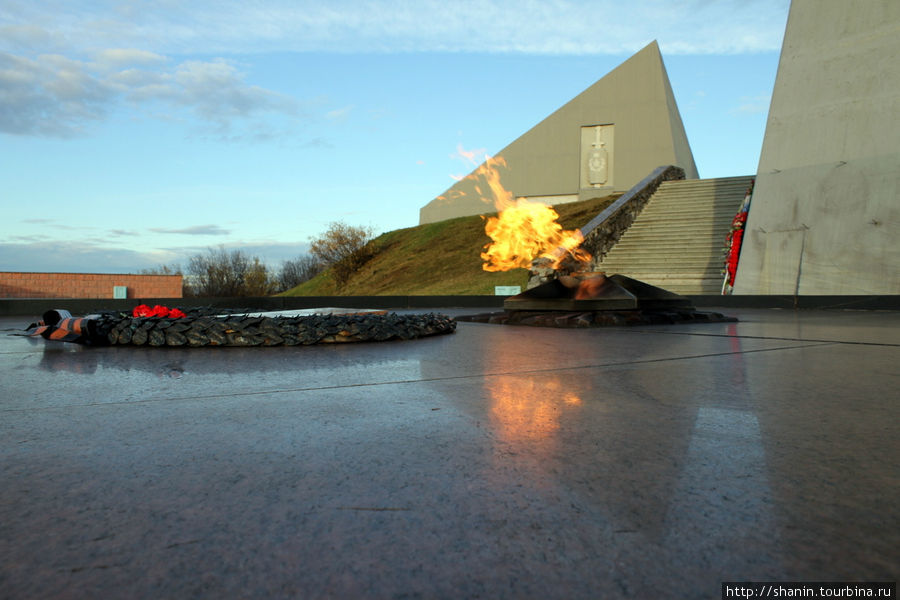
[{"left": 0, "top": 272, "right": 183, "bottom": 299}]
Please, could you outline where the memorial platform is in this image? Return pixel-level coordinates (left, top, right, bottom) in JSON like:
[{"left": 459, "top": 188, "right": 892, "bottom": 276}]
[{"left": 1, "top": 307, "right": 897, "bottom": 598}]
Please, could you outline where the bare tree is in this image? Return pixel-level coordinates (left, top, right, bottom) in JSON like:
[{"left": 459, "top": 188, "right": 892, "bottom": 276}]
[
  {"left": 139, "top": 264, "right": 189, "bottom": 296},
  {"left": 277, "top": 255, "right": 323, "bottom": 292},
  {"left": 309, "top": 222, "right": 374, "bottom": 266},
  {"left": 139, "top": 264, "right": 182, "bottom": 276},
  {"left": 243, "top": 257, "right": 277, "bottom": 296},
  {"left": 185, "top": 246, "right": 275, "bottom": 297},
  {"left": 309, "top": 222, "right": 376, "bottom": 287}
]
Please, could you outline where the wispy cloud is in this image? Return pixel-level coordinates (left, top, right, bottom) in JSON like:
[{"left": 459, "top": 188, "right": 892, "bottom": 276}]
[
  {"left": 449, "top": 143, "right": 489, "bottom": 180},
  {"left": 149, "top": 225, "right": 232, "bottom": 236},
  {"left": 302, "top": 137, "right": 334, "bottom": 149},
  {"left": 326, "top": 105, "right": 354, "bottom": 121},
  {"left": 0, "top": 1, "right": 789, "bottom": 138},
  {"left": 0, "top": 240, "right": 179, "bottom": 273},
  {"left": 731, "top": 94, "right": 771, "bottom": 115},
  {"left": 1, "top": 1, "right": 790, "bottom": 57},
  {"left": 0, "top": 49, "right": 298, "bottom": 137},
  {"left": 0, "top": 239, "right": 313, "bottom": 273},
  {"left": 452, "top": 143, "right": 488, "bottom": 166}
]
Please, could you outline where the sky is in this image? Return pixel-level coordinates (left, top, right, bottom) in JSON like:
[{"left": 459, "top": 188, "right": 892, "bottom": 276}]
[{"left": 0, "top": 0, "right": 791, "bottom": 274}]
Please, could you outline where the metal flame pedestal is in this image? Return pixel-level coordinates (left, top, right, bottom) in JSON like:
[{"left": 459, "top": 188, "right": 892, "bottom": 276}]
[
  {"left": 459, "top": 274, "right": 735, "bottom": 327},
  {"left": 504, "top": 274, "right": 693, "bottom": 312}
]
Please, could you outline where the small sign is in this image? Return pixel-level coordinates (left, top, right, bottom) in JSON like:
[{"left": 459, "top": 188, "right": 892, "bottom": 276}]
[
  {"left": 113, "top": 286, "right": 127, "bottom": 299},
  {"left": 494, "top": 286, "right": 521, "bottom": 296}
]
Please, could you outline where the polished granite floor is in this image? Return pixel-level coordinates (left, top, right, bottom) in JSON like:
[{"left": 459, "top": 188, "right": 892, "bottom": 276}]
[{"left": 1, "top": 308, "right": 897, "bottom": 599}]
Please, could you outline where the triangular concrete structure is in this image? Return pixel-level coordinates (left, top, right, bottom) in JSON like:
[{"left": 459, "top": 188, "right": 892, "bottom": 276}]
[
  {"left": 420, "top": 41, "right": 698, "bottom": 224},
  {"left": 734, "top": 0, "right": 900, "bottom": 295}
]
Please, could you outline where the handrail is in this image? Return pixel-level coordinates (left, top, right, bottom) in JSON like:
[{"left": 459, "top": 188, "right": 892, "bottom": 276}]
[
  {"left": 579, "top": 165, "right": 686, "bottom": 266},
  {"left": 526, "top": 165, "right": 686, "bottom": 288}
]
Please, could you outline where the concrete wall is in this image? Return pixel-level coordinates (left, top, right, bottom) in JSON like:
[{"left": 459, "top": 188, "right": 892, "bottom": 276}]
[
  {"left": 734, "top": 0, "right": 900, "bottom": 295},
  {"left": 420, "top": 41, "right": 698, "bottom": 224},
  {"left": 0, "top": 272, "right": 183, "bottom": 299}
]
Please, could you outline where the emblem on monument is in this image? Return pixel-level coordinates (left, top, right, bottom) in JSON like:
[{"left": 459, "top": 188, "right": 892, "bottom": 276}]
[{"left": 587, "top": 126, "right": 609, "bottom": 185}]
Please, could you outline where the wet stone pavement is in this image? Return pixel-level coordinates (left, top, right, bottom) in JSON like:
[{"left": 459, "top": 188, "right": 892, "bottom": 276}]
[{"left": 1, "top": 308, "right": 898, "bottom": 599}]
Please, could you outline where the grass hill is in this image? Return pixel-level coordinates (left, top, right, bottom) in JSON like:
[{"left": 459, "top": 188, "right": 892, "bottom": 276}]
[{"left": 282, "top": 194, "right": 620, "bottom": 296}]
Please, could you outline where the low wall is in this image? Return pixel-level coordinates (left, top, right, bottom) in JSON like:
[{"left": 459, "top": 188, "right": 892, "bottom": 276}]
[
  {"left": 0, "top": 295, "right": 505, "bottom": 317},
  {"left": 0, "top": 272, "right": 182, "bottom": 300},
  {"left": 1, "top": 294, "right": 897, "bottom": 318}
]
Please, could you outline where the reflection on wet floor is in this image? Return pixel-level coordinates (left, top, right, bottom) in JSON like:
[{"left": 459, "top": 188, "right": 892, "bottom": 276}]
[
  {"left": 1, "top": 310, "right": 898, "bottom": 598},
  {"left": 486, "top": 375, "right": 582, "bottom": 443}
]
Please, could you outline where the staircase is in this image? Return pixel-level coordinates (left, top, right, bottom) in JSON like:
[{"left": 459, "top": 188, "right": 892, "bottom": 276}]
[{"left": 597, "top": 175, "right": 753, "bottom": 295}]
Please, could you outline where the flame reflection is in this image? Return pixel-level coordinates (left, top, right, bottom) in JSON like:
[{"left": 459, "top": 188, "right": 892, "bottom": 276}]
[{"left": 485, "top": 375, "right": 582, "bottom": 444}]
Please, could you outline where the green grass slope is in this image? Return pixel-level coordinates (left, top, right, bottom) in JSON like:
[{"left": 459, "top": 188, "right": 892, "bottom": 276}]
[{"left": 282, "top": 194, "right": 620, "bottom": 296}]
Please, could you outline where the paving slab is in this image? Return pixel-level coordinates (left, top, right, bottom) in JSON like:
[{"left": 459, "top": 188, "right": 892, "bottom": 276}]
[{"left": 1, "top": 309, "right": 897, "bottom": 599}]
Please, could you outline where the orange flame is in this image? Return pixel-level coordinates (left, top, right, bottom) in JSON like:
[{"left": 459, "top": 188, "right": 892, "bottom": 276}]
[{"left": 475, "top": 157, "right": 590, "bottom": 272}]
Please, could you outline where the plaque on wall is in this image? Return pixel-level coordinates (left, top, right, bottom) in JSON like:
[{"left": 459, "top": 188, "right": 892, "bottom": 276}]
[{"left": 581, "top": 124, "right": 614, "bottom": 189}]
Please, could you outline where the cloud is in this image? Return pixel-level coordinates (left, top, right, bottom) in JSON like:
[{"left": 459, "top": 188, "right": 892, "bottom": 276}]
[
  {"left": 452, "top": 143, "right": 488, "bottom": 166},
  {"left": 0, "top": 24, "right": 56, "bottom": 52},
  {"left": 0, "top": 240, "right": 178, "bottom": 273},
  {"left": 325, "top": 105, "right": 353, "bottom": 121},
  {"left": 0, "top": 49, "right": 298, "bottom": 138},
  {"left": 0, "top": 239, "right": 313, "bottom": 273},
  {"left": 149, "top": 225, "right": 232, "bottom": 235},
  {"left": 0, "top": 1, "right": 789, "bottom": 138},
  {"left": 0, "top": 52, "right": 116, "bottom": 136},
  {"left": 302, "top": 137, "right": 334, "bottom": 149},
  {"left": 94, "top": 48, "right": 167, "bottom": 69},
  {"left": 1, "top": 1, "right": 790, "bottom": 58},
  {"left": 731, "top": 94, "right": 771, "bottom": 115},
  {"left": 448, "top": 143, "right": 489, "bottom": 180}
]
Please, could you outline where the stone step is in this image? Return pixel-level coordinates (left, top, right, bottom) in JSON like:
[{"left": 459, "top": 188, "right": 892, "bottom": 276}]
[
  {"left": 609, "top": 273, "right": 725, "bottom": 282},
  {"left": 622, "top": 221, "right": 734, "bottom": 229},
  {"left": 600, "top": 266, "right": 723, "bottom": 273},
  {"left": 600, "top": 263, "right": 724, "bottom": 270},
  {"left": 628, "top": 212, "right": 737, "bottom": 220},
  {"left": 661, "top": 176, "right": 753, "bottom": 187},
  {"left": 650, "top": 196, "right": 746, "bottom": 203},
  {"left": 651, "top": 189, "right": 748, "bottom": 198},
  {"left": 655, "top": 184, "right": 749, "bottom": 193},
  {"left": 601, "top": 247, "right": 724, "bottom": 255},
  {"left": 614, "top": 234, "right": 731, "bottom": 243},
  {"left": 651, "top": 196, "right": 745, "bottom": 204},
  {"left": 638, "top": 209, "right": 741, "bottom": 217},
  {"left": 603, "top": 255, "right": 725, "bottom": 264},
  {"left": 628, "top": 217, "right": 736, "bottom": 225},
  {"left": 602, "top": 253, "right": 724, "bottom": 260},
  {"left": 593, "top": 175, "right": 751, "bottom": 294},
  {"left": 615, "top": 231, "right": 732, "bottom": 240}
]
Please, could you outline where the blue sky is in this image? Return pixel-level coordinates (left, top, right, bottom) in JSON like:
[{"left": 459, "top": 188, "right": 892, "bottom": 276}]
[{"left": 0, "top": 0, "right": 790, "bottom": 273}]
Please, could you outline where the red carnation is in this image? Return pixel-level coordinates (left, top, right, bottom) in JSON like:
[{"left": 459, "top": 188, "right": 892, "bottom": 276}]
[{"left": 132, "top": 304, "right": 186, "bottom": 318}]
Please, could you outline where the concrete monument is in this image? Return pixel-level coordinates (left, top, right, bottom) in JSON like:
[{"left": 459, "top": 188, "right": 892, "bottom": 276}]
[
  {"left": 419, "top": 41, "right": 698, "bottom": 224},
  {"left": 734, "top": 0, "right": 900, "bottom": 295}
]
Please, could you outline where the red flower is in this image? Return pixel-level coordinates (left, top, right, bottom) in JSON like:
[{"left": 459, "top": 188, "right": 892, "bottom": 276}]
[
  {"left": 131, "top": 304, "right": 186, "bottom": 318},
  {"left": 149, "top": 305, "right": 169, "bottom": 318}
]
